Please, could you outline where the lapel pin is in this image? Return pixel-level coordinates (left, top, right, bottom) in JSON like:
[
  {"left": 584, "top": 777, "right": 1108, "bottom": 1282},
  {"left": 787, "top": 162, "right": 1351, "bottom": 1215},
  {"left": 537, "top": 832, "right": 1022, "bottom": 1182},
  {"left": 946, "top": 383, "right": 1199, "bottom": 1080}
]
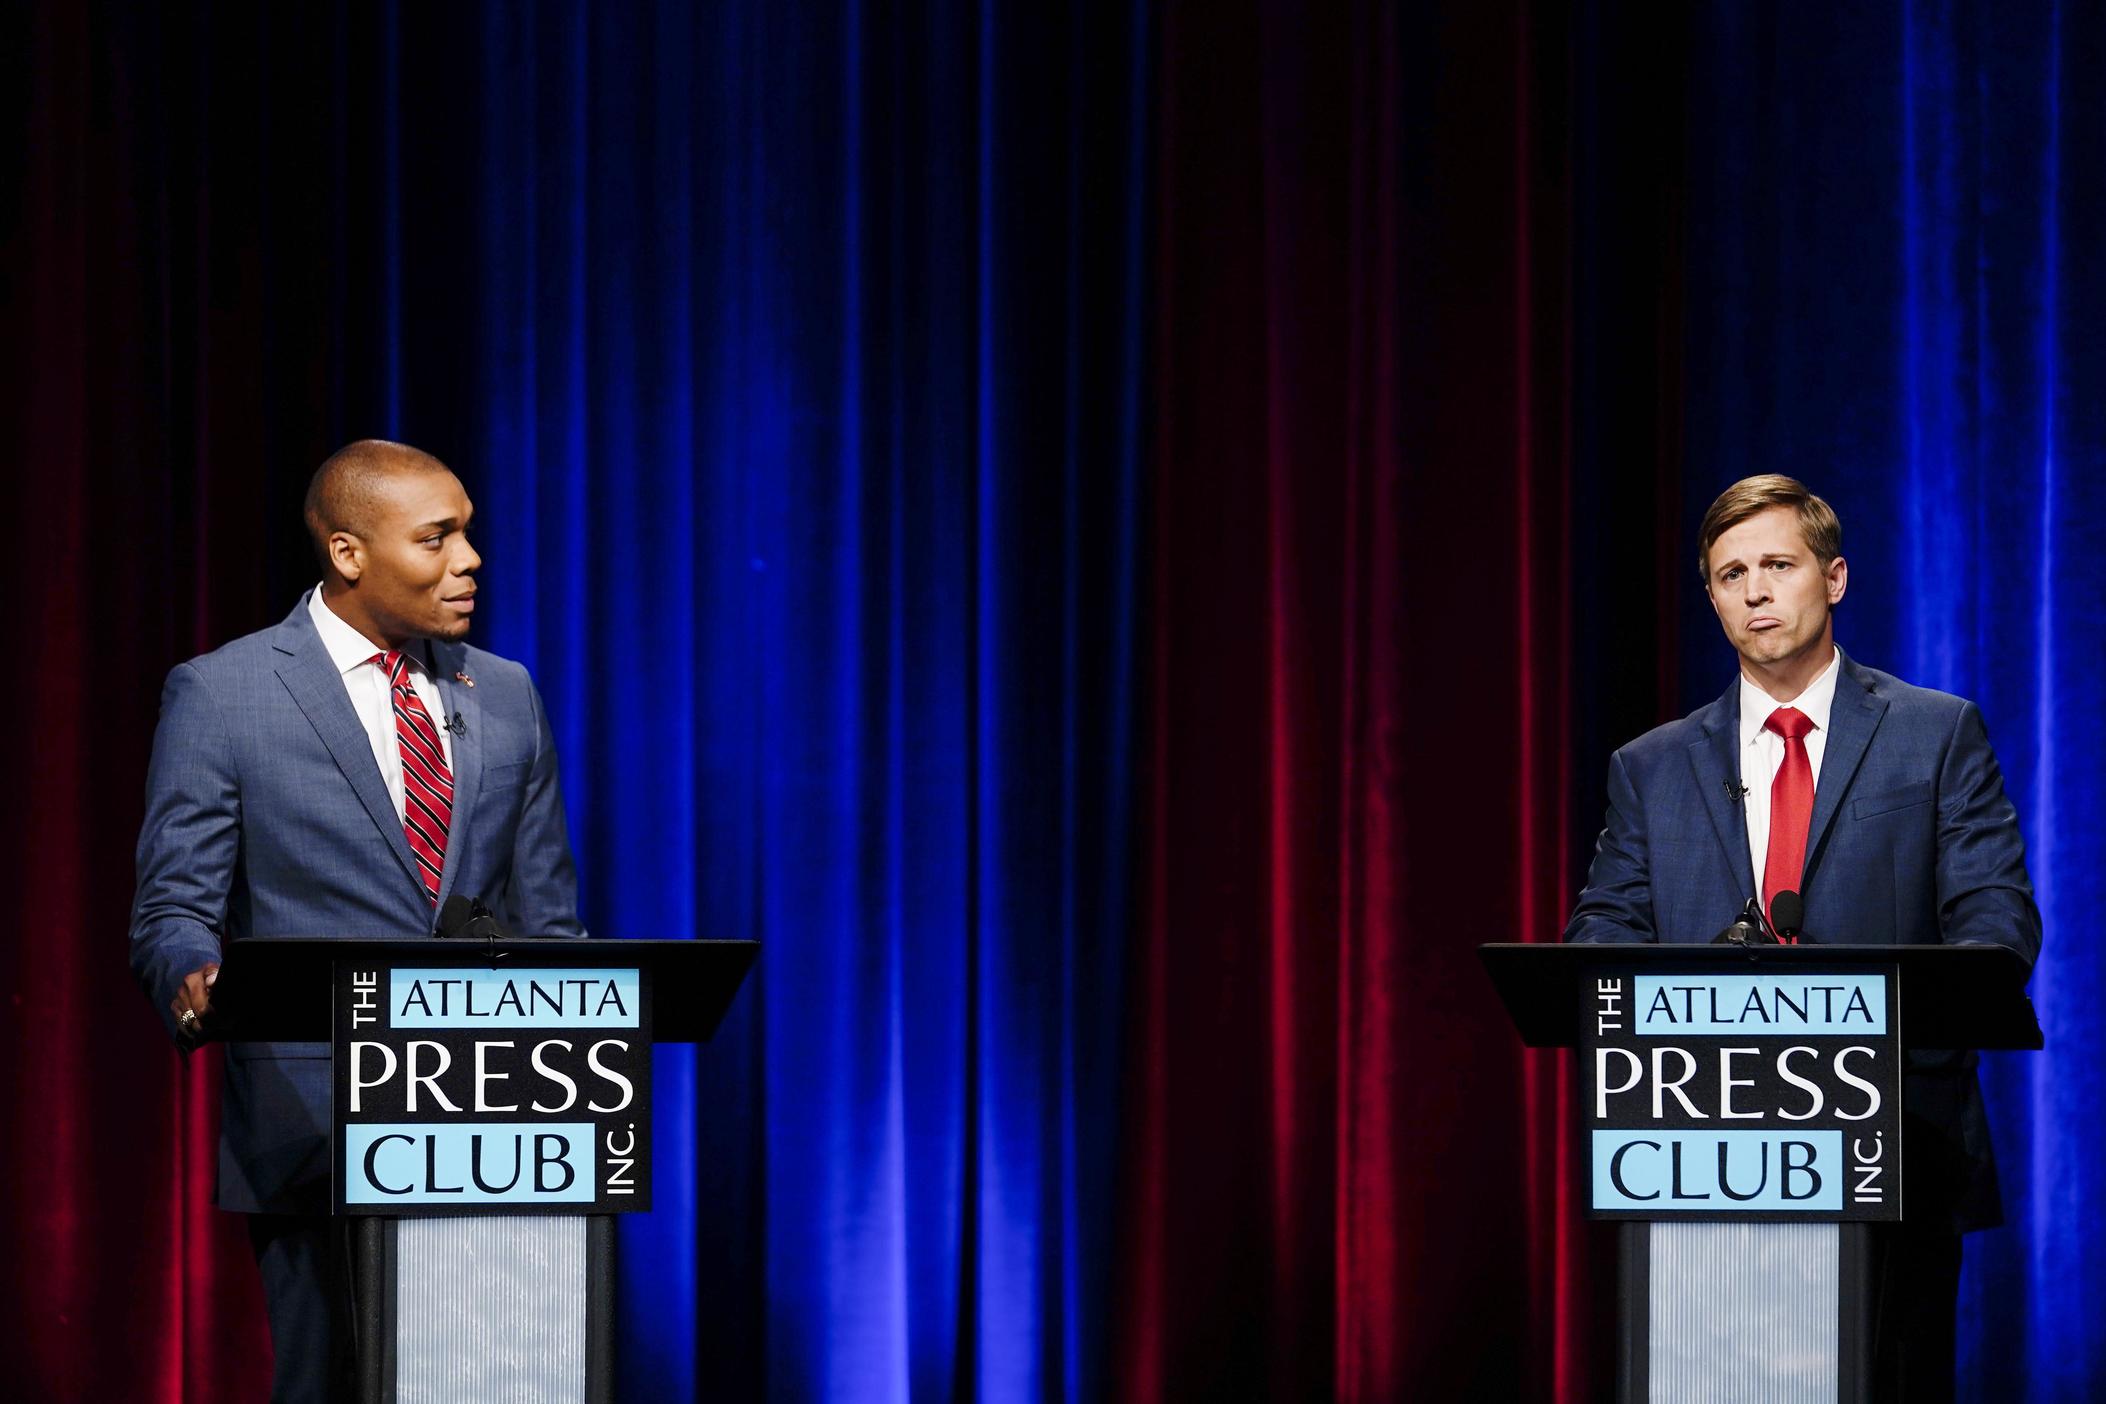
[{"left": 455, "top": 671, "right": 475, "bottom": 688}]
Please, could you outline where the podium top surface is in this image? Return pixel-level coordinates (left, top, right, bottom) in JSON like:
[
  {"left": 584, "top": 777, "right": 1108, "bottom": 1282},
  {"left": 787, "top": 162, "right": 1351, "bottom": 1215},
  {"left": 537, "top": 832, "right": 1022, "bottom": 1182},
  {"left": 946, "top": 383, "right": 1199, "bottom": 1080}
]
[
  {"left": 209, "top": 936, "right": 757, "bottom": 1044},
  {"left": 1479, "top": 942, "right": 2042, "bottom": 1051}
]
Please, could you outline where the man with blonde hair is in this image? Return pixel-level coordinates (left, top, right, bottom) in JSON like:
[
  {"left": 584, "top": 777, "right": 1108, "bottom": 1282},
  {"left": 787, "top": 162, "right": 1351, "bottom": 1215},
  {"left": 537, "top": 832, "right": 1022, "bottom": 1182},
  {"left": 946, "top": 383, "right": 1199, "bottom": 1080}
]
[{"left": 1567, "top": 474, "right": 2039, "bottom": 1400}]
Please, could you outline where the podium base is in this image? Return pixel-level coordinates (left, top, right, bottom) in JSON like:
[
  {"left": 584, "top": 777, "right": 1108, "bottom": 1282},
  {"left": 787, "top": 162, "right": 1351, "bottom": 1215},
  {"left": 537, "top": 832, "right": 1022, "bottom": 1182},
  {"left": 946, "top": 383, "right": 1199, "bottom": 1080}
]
[
  {"left": 1619, "top": 1222, "right": 1871, "bottom": 1403},
  {"left": 356, "top": 1216, "right": 614, "bottom": 1404}
]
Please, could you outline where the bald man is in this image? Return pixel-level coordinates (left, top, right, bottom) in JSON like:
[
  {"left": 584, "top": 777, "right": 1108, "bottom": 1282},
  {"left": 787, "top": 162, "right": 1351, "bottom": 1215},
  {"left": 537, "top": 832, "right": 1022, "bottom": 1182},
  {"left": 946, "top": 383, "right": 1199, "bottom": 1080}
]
[{"left": 130, "top": 441, "right": 588, "bottom": 1402}]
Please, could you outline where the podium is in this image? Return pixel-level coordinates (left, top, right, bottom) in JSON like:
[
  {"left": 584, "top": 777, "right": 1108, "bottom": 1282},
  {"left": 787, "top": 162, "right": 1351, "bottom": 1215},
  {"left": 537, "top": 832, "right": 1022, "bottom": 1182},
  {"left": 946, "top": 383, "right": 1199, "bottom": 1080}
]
[
  {"left": 210, "top": 935, "right": 758, "bottom": 1404},
  {"left": 1481, "top": 942, "right": 2040, "bottom": 1403}
]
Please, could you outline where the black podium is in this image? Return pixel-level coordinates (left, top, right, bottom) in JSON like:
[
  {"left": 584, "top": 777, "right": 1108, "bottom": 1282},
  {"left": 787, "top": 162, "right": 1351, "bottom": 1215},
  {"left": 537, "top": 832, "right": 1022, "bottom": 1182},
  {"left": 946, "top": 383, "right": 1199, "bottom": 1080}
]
[
  {"left": 210, "top": 935, "right": 757, "bottom": 1404},
  {"left": 1481, "top": 942, "right": 2040, "bottom": 1404}
]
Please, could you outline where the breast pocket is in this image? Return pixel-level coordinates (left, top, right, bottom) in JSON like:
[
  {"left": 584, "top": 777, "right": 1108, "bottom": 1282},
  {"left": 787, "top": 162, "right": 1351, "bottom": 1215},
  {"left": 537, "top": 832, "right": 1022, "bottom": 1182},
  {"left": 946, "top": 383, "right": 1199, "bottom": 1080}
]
[
  {"left": 483, "top": 760, "right": 530, "bottom": 794},
  {"left": 1851, "top": 782, "right": 1933, "bottom": 820}
]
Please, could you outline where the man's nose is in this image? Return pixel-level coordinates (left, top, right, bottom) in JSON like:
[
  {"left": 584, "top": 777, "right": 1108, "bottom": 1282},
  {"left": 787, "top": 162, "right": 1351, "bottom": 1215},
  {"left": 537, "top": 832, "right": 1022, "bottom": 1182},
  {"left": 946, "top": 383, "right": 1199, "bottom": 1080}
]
[
  {"left": 1741, "top": 572, "right": 1771, "bottom": 605},
  {"left": 457, "top": 541, "right": 482, "bottom": 574}
]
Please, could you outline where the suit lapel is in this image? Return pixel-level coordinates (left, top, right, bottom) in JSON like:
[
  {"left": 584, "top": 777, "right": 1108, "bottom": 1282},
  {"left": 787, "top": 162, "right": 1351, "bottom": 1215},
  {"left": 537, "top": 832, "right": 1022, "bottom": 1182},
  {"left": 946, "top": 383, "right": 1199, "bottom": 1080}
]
[
  {"left": 429, "top": 639, "right": 484, "bottom": 912},
  {"left": 271, "top": 603, "right": 424, "bottom": 896},
  {"left": 1801, "top": 653, "right": 1889, "bottom": 888},
  {"left": 1685, "top": 681, "right": 1755, "bottom": 904}
]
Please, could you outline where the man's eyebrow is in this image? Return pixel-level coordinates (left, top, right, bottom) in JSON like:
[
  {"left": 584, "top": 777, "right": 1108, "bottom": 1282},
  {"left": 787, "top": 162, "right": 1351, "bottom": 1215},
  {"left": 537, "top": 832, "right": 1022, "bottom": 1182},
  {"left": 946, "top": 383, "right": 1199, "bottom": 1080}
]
[
  {"left": 1716, "top": 549, "right": 1800, "bottom": 574},
  {"left": 414, "top": 517, "right": 462, "bottom": 533}
]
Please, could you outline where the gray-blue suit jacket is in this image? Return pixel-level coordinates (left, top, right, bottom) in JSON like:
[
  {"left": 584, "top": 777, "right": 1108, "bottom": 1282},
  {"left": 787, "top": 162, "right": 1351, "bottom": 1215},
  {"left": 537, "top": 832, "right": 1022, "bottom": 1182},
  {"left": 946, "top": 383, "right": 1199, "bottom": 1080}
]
[
  {"left": 130, "top": 593, "right": 588, "bottom": 1214},
  {"left": 1565, "top": 651, "right": 2041, "bottom": 1231}
]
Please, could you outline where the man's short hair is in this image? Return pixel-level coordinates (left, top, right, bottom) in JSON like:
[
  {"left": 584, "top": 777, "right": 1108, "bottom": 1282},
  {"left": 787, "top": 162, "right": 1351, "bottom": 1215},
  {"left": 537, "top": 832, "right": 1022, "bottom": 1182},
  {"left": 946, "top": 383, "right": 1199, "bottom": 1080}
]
[
  {"left": 1696, "top": 474, "right": 1842, "bottom": 585},
  {"left": 303, "top": 439, "right": 449, "bottom": 572}
]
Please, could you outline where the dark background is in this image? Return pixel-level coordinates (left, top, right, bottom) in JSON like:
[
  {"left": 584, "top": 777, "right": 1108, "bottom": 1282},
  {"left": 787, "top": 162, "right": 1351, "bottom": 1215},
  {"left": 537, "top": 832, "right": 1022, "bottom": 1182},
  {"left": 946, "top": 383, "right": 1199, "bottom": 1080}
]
[{"left": 6, "top": 1, "right": 2101, "bottom": 1398}]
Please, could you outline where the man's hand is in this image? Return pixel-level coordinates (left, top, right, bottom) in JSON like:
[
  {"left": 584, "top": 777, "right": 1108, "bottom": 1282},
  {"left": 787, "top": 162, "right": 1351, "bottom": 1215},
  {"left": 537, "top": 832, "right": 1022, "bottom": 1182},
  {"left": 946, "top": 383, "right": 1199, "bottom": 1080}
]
[{"left": 171, "top": 963, "right": 220, "bottom": 1042}]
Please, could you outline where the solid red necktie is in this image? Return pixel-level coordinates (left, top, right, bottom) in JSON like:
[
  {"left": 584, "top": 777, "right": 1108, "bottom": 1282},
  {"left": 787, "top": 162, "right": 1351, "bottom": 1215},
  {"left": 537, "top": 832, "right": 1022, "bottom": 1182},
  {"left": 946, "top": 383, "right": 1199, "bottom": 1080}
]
[
  {"left": 377, "top": 650, "right": 453, "bottom": 903},
  {"left": 1762, "top": 706, "right": 1816, "bottom": 936}
]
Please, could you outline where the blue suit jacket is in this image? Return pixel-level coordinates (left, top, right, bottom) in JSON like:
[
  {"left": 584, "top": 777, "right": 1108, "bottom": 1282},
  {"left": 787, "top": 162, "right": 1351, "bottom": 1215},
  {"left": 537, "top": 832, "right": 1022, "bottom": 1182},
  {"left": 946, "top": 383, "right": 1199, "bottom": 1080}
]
[
  {"left": 130, "top": 594, "right": 588, "bottom": 1214},
  {"left": 1565, "top": 651, "right": 2041, "bottom": 1230}
]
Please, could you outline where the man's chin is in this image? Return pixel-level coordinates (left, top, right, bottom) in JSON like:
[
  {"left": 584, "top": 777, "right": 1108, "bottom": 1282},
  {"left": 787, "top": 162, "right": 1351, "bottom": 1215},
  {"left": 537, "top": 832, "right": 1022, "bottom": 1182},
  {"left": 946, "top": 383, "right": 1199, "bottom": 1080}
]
[{"left": 1737, "top": 631, "right": 1816, "bottom": 667}]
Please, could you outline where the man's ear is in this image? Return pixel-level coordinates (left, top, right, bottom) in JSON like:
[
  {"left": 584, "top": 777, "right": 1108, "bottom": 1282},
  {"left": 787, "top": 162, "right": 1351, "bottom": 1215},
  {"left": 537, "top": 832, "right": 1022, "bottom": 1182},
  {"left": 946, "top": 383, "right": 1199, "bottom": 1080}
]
[
  {"left": 328, "top": 532, "right": 365, "bottom": 583},
  {"left": 1826, "top": 554, "right": 1848, "bottom": 607}
]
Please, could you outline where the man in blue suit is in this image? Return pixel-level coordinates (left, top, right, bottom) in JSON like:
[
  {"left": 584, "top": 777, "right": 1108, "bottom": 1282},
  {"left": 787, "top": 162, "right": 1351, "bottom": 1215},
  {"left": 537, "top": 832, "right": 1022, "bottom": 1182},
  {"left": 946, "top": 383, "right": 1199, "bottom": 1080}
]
[
  {"left": 130, "top": 440, "right": 588, "bottom": 1402},
  {"left": 1566, "top": 474, "right": 2040, "bottom": 1401}
]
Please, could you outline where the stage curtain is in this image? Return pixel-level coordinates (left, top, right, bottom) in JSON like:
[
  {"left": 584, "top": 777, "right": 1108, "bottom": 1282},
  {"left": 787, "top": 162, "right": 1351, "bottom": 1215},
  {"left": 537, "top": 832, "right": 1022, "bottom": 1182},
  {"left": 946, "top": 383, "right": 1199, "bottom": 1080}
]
[
  {"left": 452, "top": 3, "right": 1146, "bottom": 1397},
  {"left": 1111, "top": 3, "right": 1681, "bottom": 1397}
]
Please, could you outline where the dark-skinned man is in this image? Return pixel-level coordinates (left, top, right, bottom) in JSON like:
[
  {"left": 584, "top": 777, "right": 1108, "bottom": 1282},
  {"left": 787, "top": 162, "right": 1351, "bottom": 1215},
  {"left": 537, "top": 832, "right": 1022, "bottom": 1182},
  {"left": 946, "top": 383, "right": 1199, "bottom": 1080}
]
[{"left": 131, "top": 440, "right": 588, "bottom": 1402}]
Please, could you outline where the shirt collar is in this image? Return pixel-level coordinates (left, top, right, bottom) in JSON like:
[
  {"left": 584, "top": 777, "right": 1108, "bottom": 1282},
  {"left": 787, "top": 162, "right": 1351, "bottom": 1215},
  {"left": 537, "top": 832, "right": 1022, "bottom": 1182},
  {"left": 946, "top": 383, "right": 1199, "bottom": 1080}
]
[
  {"left": 307, "top": 584, "right": 429, "bottom": 679},
  {"left": 1738, "top": 645, "right": 1842, "bottom": 748}
]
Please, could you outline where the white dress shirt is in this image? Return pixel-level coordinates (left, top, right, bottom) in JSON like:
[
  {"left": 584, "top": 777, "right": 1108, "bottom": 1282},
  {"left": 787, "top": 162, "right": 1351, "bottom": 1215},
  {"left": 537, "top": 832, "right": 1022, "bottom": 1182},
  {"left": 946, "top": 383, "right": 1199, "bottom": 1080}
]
[
  {"left": 307, "top": 585, "right": 454, "bottom": 824},
  {"left": 1738, "top": 646, "right": 1842, "bottom": 892}
]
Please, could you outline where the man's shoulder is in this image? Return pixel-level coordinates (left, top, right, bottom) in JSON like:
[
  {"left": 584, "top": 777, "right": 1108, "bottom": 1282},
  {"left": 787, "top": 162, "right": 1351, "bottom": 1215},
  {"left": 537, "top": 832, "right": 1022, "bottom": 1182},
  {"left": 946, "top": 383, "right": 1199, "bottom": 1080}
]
[
  {"left": 169, "top": 612, "right": 301, "bottom": 686},
  {"left": 1612, "top": 704, "right": 1720, "bottom": 768},
  {"left": 1842, "top": 656, "right": 1975, "bottom": 721}
]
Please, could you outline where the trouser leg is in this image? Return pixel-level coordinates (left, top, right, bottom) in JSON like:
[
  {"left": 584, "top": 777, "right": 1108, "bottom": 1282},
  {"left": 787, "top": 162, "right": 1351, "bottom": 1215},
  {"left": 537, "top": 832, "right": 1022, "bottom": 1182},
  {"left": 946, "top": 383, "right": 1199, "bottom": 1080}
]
[
  {"left": 248, "top": 1213, "right": 359, "bottom": 1404},
  {"left": 1870, "top": 1220, "right": 1962, "bottom": 1404}
]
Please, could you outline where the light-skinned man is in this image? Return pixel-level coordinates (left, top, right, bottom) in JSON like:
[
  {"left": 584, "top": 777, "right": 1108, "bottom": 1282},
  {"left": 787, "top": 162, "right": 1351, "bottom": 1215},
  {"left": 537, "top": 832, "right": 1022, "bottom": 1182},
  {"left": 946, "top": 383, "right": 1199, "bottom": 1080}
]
[{"left": 1566, "top": 474, "right": 2040, "bottom": 1402}]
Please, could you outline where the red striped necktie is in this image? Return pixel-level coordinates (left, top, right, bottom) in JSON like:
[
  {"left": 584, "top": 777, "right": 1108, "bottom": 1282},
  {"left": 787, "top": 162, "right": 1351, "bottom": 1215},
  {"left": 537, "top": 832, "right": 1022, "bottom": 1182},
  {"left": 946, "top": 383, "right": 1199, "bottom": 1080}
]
[{"left": 376, "top": 649, "right": 452, "bottom": 903}]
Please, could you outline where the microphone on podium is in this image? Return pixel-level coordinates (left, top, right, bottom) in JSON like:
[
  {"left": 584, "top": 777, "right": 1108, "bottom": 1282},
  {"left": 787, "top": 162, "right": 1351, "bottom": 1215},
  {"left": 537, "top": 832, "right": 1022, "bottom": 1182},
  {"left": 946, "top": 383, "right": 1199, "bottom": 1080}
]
[{"left": 1770, "top": 890, "right": 1806, "bottom": 945}]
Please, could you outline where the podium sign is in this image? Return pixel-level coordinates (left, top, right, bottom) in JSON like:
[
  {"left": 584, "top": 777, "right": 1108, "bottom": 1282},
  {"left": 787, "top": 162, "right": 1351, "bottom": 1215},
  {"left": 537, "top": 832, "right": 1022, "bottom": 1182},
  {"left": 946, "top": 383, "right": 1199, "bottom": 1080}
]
[
  {"left": 1581, "top": 960, "right": 1901, "bottom": 1221},
  {"left": 331, "top": 959, "right": 654, "bottom": 1215}
]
